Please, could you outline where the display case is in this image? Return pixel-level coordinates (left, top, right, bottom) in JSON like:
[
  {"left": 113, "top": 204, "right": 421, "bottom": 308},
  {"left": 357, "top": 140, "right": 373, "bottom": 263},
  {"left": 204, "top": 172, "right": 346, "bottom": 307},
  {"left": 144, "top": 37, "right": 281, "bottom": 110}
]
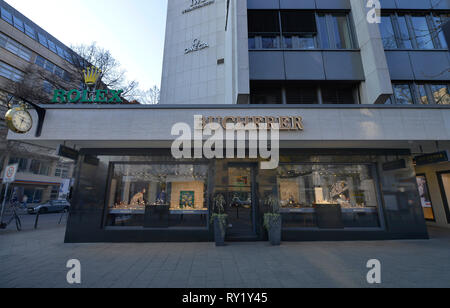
[
  {"left": 277, "top": 164, "right": 381, "bottom": 229},
  {"left": 105, "top": 163, "right": 209, "bottom": 228}
]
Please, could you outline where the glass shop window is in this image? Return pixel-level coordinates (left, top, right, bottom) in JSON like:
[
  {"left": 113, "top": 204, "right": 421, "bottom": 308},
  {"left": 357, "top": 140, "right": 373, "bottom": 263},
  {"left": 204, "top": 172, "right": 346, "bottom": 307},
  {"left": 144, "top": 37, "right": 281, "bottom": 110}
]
[
  {"left": 276, "top": 164, "right": 381, "bottom": 229},
  {"left": 105, "top": 163, "right": 209, "bottom": 228}
]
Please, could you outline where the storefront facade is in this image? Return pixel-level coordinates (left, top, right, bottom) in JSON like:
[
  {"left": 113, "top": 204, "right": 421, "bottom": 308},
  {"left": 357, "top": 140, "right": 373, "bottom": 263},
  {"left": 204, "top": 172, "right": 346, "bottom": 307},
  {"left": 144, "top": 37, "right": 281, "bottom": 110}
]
[
  {"left": 5, "top": 0, "right": 450, "bottom": 242},
  {"left": 8, "top": 104, "right": 441, "bottom": 242}
]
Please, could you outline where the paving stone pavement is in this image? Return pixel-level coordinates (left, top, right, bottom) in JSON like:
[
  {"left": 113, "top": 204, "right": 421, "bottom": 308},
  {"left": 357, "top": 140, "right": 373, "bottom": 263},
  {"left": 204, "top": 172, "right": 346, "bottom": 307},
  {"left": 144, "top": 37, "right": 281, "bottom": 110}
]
[{"left": 1, "top": 225, "right": 450, "bottom": 288}]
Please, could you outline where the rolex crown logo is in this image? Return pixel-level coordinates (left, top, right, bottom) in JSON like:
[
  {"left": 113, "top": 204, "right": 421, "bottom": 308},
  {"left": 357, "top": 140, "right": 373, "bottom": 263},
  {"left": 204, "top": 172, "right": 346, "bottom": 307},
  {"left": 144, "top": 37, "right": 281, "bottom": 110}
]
[{"left": 83, "top": 66, "right": 102, "bottom": 86}]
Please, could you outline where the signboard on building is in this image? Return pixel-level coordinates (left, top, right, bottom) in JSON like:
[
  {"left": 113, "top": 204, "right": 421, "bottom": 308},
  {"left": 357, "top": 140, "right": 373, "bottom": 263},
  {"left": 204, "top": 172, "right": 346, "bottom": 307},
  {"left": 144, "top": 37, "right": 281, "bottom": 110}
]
[
  {"left": 415, "top": 151, "right": 450, "bottom": 166},
  {"left": 382, "top": 159, "right": 407, "bottom": 171},
  {"left": 57, "top": 145, "right": 79, "bottom": 161},
  {"left": 2, "top": 164, "right": 18, "bottom": 183}
]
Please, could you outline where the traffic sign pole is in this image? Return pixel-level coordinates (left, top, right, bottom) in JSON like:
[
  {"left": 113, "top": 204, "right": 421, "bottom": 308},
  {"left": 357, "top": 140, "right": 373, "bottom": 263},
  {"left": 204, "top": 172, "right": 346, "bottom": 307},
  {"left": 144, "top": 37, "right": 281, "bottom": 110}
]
[{"left": 0, "top": 182, "right": 10, "bottom": 223}]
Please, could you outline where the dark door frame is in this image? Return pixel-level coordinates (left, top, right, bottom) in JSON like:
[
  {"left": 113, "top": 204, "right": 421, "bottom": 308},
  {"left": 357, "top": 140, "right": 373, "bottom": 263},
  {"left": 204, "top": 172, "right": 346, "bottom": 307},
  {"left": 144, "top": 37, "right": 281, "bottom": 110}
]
[
  {"left": 437, "top": 171, "right": 450, "bottom": 224},
  {"left": 226, "top": 162, "right": 260, "bottom": 240}
]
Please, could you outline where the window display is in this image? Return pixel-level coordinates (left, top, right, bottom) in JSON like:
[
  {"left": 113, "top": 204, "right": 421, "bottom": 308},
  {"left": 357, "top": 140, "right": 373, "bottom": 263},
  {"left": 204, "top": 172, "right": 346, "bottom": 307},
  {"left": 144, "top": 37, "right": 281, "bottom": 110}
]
[
  {"left": 106, "top": 163, "right": 209, "bottom": 228},
  {"left": 277, "top": 164, "right": 381, "bottom": 228}
]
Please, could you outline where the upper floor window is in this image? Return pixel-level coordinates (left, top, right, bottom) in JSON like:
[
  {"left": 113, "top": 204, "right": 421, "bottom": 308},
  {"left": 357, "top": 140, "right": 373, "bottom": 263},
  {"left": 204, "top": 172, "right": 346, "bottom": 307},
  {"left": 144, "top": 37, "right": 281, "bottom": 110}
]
[
  {"left": 380, "top": 12, "right": 449, "bottom": 50},
  {"left": 250, "top": 82, "right": 359, "bottom": 105},
  {"left": 8, "top": 157, "right": 28, "bottom": 172},
  {"left": 386, "top": 82, "right": 450, "bottom": 105},
  {"left": 0, "top": 61, "right": 24, "bottom": 82},
  {"left": 248, "top": 10, "right": 355, "bottom": 50},
  {"left": 0, "top": 7, "right": 13, "bottom": 25},
  {"left": 35, "top": 55, "right": 71, "bottom": 81},
  {"left": 0, "top": 32, "right": 32, "bottom": 61}
]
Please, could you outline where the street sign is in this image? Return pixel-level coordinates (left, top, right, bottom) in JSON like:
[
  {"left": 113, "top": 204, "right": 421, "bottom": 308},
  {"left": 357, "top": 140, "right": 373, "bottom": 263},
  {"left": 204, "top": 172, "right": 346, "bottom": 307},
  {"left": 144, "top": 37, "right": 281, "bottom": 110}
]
[{"left": 2, "top": 164, "right": 18, "bottom": 183}]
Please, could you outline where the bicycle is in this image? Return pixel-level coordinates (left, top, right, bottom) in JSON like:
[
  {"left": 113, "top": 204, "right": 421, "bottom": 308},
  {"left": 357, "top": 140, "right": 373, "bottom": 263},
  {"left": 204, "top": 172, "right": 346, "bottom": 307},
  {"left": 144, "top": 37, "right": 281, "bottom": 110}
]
[{"left": 0, "top": 202, "right": 22, "bottom": 231}]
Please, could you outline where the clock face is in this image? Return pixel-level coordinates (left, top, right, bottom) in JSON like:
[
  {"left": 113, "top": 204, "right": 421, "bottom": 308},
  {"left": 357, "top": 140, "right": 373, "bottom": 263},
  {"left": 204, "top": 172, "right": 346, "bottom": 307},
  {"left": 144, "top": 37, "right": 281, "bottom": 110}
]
[{"left": 6, "top": 108, "right": 33, "bottom": 134}]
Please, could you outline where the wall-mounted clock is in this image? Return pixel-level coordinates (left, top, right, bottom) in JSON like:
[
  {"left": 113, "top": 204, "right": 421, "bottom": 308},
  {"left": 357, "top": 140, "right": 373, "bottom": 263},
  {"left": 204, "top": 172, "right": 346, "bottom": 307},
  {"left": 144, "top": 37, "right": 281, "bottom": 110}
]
[{"left": 5, "top": 105, "right": 33, "bottom": 134}]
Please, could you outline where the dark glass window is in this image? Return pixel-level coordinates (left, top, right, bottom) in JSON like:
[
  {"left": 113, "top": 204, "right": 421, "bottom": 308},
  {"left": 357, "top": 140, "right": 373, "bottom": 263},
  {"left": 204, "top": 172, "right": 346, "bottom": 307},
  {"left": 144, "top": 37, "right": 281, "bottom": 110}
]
[
  {"left": 248, "top": 11, "right": 280, "bottom": 33},
  {"left": 8, "top": 157, "right": 28, "bottom": 172},
  {"left": 322, "top": 86, "right": 355, "bottom": 104},
  {"left": 417, "top": 84, "right": 429, "bottom": 104},
  {"left": 281, "top": 11, "right": 316, "bottom": 33},
  {"left": 261, "top": 36, "right": 278, "bottom": 49},
  {"left": 251, "top": 86, "right": 282, "bottom": 104},
  {"left": 286, "top": 86, "right": 318, "bottom": 104},
  {"left": 47, "top": 40, "right": 57, "bottom": 53}
]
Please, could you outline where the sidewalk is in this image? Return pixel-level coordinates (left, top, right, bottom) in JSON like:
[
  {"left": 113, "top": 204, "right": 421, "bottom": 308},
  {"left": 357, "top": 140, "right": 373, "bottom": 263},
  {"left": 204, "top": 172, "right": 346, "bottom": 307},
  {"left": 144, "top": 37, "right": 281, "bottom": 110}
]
[{"left": 0, "top": 226, "right": 449, "bottom": 288}]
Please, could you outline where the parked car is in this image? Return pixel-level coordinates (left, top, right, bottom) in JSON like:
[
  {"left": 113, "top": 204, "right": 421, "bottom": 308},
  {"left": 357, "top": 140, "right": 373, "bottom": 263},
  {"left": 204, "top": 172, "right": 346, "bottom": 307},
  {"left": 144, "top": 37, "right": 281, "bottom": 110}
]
[{"left": 28, "top": 200, "right": 70, "bottom": 214}]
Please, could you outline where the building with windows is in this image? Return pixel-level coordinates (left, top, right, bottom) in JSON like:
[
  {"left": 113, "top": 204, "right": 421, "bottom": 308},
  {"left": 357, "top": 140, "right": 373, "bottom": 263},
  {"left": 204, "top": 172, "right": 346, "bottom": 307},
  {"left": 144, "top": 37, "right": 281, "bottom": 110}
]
[
  {"left": 0, "top": 0, "right": 77, "bottom": 205},
  {"left": 7, "top": 0, "right": 450, "bottom": 243}
]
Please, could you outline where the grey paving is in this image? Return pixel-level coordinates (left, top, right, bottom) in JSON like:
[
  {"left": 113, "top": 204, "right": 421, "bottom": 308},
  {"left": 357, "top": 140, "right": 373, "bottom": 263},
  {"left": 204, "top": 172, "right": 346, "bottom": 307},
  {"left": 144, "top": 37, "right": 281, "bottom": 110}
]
[{"left": 0, "top": 225, "right": 450, "bottom": 288}]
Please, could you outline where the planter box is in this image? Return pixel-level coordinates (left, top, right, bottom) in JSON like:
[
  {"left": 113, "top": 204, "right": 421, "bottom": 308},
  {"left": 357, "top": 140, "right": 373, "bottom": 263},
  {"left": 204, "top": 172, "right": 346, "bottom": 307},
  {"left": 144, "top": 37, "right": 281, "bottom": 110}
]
[{"left": 214, "top": 216, "right": 227, "bottom": 246}]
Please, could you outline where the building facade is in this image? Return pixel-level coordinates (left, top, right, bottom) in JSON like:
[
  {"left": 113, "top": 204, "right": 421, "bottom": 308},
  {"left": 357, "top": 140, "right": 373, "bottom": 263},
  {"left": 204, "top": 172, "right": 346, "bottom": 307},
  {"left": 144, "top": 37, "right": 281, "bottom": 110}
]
[
  {"left": 7, "top": 0, "right": 450, "bottom": 243},
  {"left": 0, "top": 0, "right": 77, "bottom": 205}
]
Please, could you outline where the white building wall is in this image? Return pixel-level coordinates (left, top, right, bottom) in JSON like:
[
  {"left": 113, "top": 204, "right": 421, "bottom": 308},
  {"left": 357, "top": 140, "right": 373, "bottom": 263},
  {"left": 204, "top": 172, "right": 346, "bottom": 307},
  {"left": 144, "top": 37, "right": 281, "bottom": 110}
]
[{"left": 160, "top": 0, "right": 228, "bottom": 105}]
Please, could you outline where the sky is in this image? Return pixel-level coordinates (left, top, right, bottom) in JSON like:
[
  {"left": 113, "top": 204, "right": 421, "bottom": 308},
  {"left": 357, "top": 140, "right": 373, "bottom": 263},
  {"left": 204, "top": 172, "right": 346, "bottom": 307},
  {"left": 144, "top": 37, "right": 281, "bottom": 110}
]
[{"left": 5, "top": 0, "right": 168, "bottom": 90}]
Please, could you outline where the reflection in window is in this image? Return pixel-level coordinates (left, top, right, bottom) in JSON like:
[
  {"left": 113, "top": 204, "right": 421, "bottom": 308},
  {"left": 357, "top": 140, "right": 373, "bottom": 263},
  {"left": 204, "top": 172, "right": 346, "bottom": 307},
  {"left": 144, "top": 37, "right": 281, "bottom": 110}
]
[
  {"left": 332, "top": 15, "right": 352, "bottom": 49},
  {"left": 431, "top": 84, "right": 450, "bottom": 105},
  {"left": 380, "top": 16, "right": 397, "bottom": 49},
  {"left": 393, "top": 84, "right": 414, "bottom": 104},
  {"left": 106, "top": 163, "right": 209, "bottom": 228},
  {"left": 277, "top": 164, "right": 381, "bottom": 228},
  {"left": 433, "top": 14, "right": 449, "bottom": 49},
  {"left": 412, "top": 16, "right": 434, "bottom": 49},
  {"left": 248, "top": 36, "right": 256, "bottom": 49},
  {"left": 317, "top": 15, "right": 330, "bottom": 49},
  {"left": 398, "top": 15, "right": 413, "bottom": 49},
  {"left": 418, "top": 84, "right": 429, "bottom": 104},
  {"left": 261, "top": 36, "right": 278, "bottom": 49}
]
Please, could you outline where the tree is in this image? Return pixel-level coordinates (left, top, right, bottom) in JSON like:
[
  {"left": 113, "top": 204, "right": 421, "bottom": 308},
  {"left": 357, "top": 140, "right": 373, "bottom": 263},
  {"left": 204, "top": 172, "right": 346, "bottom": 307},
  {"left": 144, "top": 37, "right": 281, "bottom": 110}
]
[
  {"left": 138, "top": 86, "right": 161, "bottom": 105},
  {"left": 71, "top": 43, "right": 139, "bottom": 100}
]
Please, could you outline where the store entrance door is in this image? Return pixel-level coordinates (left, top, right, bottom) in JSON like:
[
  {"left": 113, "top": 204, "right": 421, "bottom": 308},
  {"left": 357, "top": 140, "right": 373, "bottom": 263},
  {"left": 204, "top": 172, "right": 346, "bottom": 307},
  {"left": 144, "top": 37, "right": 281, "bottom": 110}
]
[{"left": 224, "top": 164, "right": 258, "bottom": 240}]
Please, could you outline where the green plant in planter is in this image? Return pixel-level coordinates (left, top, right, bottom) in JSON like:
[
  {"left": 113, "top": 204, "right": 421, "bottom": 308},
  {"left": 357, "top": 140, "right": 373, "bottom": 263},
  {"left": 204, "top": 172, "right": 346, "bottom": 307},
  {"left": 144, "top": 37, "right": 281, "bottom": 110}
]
[
  {"left": 211, "top": 194, "right": 228, "bottom": 246},
  {"left": 264, "top": 195, "right": 282, "bottom": 246}
]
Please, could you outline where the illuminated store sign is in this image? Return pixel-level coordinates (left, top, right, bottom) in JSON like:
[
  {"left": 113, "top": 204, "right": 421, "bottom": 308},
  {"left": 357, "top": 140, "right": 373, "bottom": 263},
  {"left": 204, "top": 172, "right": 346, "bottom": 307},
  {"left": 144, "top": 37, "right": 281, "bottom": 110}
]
[
  {"left": 182, "top": 0, "right": 215, "bottom": 14},
  {"left": 415, "top": 151, "right": 450, "bottom": 166},
  {"left": 200, "top": 116, "right": 304, "bottom": 131}
]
